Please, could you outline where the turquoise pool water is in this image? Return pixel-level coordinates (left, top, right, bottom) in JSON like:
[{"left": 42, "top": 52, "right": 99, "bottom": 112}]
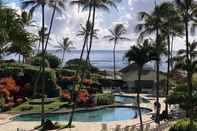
[
  {"left": 114, "top": 95, "right": 148, "bottom": 104},
  {"left": 13, "top": 107, "right": 151, "bottom": 122}
]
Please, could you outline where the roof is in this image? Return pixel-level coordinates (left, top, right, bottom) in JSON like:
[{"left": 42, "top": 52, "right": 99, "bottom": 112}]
[{"left": 119, "top": 63, "right": 166, "bottom": 75}]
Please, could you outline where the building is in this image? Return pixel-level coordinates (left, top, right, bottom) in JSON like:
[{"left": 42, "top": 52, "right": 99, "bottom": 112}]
[{"left": 119, "top": 63, "right": 166, "bottom": 95}]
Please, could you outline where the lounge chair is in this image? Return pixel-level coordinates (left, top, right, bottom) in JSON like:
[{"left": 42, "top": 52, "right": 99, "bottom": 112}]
[
  {"left": 123, "top": 126, "right": 130, "bottom": 131},
  {"left": 129, "top": 125, "right": 136, "bottom": 131},
  {"left": 144, "top": 123, "right": 150, "bottom": 131},
  {"left": 101, "top": 123, "right": 108, "bottom": 131},
  {"left": 113, "top": 125, "right": 121, "bottom": 131}
]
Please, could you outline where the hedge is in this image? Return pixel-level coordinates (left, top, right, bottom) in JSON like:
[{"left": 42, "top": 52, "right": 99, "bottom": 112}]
[
  {"left": 0, "top": 63, "right": 56, "bottom": 81},
  {"left": 96, "top": 93, "right": 114, "bottom": 106}
]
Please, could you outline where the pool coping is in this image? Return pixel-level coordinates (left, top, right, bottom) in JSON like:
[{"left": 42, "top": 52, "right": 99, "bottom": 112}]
[
  {"left": 10, "top": 104, "right": 153, "bottom": 122},
  {"left": 8, "top": 94, "right": 153, "bottom": 123}
]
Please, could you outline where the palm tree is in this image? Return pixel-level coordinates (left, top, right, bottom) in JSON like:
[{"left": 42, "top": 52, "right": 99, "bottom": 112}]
[
  {"left": 77, "top": 21, "right": 99, "bottom": 53},
  {"left": 125, "top": 39, "right": 154, "bottom": 131},
  {"left": 104, "top": 24, "right": 130, "bottom": 80},
  {"left": 157, "top": 2, "right": 184, "bottom": 115},
  {"left": 174, "top": 0, "right": 197, "bottom": 126},
  {"left": 86, "top": 0, "right": 120, "bottom": 65},
  {"left": 21, "top": 0, "right": 65, "bottom": 126},
  {"left": 66, "top": 0, "right": 120, "bottom": 127},
  {"left": 136, "top": 3, "right": 165, "bottom": 124},
  {"left": 54, "top": 37, "right": 74, "bottom": 63}
]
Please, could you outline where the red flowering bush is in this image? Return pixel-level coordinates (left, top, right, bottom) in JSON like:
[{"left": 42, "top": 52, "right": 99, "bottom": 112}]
[
  {"left": 0, "top": 76, "right": 24, "bottom": 109},
  {"left": 78, "top": 90, "right": 89, "bottom": 103}
]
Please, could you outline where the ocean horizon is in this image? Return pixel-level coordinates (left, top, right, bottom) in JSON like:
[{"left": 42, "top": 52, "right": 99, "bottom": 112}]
[{"left": 3, "top": 50, "right": 168, "bottom": 72}]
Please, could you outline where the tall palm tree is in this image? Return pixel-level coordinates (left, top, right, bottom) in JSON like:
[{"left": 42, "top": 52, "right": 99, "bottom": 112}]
[
  {"left": 54, "top": 37, "right": 74, "bottom": 63},
  {"left": 157, "top": 2, "right": 184, "bottom": 115},
  {"left": 86, "top": 0, "right": 120, "bottom": 65},
  {"left": 66, "top": 0, "right": 120, "bottom": 127},
  {"left": 104, "top": 24, "right": 130, "bottom": 80},
  {"left": 125, "top": 39, "right": 154, "bottom": 131},
  {"left": 77, "top": 21, "right": 99, "bottom": 53},
  {"left": 21, "top": 0, "right": 65, "bottom": 126},
  {"left": 174, "top": 0, "right": 197, "bottom": 126},
  {"left": 136, "top": 3, "right": 165, "bottom": 124}
]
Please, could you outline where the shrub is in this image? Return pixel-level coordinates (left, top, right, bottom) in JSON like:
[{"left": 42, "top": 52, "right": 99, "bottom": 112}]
[
  {"left": 96, "top": 93, "right": 114, "bottom": 106},
  {"left": 55, "top": 68, "right": 75, "bottom": 78},
  {"left": 169, "top": 119, "right": 197, "bottom": 131},
  {"left": 65, "top": 58, "right": 99, "bottom": 73},
  {"left": 31, "top": 57, "right": 50, "bottom": 67},
  {"left": 0, "top": 63, "right": 59, "bottom": 98},
  {"left": 32, "top": 53, "right": 61, "bottom": 68}
]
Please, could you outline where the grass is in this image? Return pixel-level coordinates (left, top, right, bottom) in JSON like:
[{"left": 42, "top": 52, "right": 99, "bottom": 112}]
[{"left": 10, "top": 97, "right": 71, "bottom": 113}]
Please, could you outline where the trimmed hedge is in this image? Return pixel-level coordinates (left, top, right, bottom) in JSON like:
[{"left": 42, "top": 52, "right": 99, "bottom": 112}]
[
  {"left": 96, "top": 93, "right": 114, "bottom": 106},
  {"left": 1, "top": 63, "right": 56, "bottom": 81},
  {"left": 55, "top": 68, "right": 75, "bottom": 78},
  {"left": 169, "top": 119, "right": 197, "bottom": 131},
  {"left": 65, "top": 58, "right": 99, "bottom": 73}
]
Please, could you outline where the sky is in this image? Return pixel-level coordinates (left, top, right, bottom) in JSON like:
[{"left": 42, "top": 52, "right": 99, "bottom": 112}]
[{"left": 3, "top": 0, "right": 195, "bottom": 50}]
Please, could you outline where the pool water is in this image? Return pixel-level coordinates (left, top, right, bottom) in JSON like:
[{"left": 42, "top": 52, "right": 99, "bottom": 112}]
[
  {"left": 114, "top": 95, "right": 148, "bottom": 104},
  {"left": 13, "top": 107, "right": 151, "bottom": 122}
]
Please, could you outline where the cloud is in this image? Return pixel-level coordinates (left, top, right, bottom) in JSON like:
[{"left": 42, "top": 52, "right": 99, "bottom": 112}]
[{"left": 6, "top": 0, "right": 189, "bottom": 51}]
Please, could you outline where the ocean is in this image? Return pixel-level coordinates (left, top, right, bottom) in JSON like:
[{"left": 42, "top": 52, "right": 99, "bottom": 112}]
[{"left": 4, "top": 50, "right": 168, "bottom": 72}]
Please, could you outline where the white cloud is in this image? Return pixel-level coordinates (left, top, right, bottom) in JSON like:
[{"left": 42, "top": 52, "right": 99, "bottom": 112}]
[{"left": 6, "top": 0, "right": 193, "bottom": 51}]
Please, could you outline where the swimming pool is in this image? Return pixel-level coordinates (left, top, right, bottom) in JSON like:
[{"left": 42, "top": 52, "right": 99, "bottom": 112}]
[
  {"left": 114, "top": 95, "right": 149, "bottom": 104},
  {"left": 12, "top": 106, "right": 151, "bottom": 122}
]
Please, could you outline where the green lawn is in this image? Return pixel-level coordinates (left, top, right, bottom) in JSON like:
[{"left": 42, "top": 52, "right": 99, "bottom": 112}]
[{"left": 10, "top": 97, "right": 71, "bottom": 113}]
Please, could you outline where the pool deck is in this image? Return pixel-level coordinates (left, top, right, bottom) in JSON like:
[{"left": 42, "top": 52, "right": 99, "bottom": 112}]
[{"left": 0, "top": 94, "right": 168, "bottom": 131}]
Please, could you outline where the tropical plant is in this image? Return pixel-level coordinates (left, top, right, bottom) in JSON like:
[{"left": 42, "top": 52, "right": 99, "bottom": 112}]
[
  {"left": 174, "top": 0, "right": 197, "bottom": 126},
  {"left": 32, "top": 53, "right": 61, "bottom": 68},
  {"left": 67, "top": 0, "right": 120, "bottom": 127},
  {"left": 77, "top": 21, "right": 99, "bottom": 52},
  {"left": 21, "top": 0, "right": 65, "bottom": 126},
  {"left": 54, "top": 37, "right": 74, "bottom": 63},
  {"left": 158, "top": 2, "right": 184, "bottom": 114},
  {"left": 125, "top": 39, "right": 155, "bottom": 131},
  {"left": 104, "top": 23, "right": 130, "bottom": 80},
  {"left": 7, "top": 31, "right": 37, "bottom": 62},
  {"left": 136, "top": 3, "right": 168, "bottom": 124}
]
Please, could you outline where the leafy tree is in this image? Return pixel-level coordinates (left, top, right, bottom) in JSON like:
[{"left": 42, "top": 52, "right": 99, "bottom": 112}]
[{"left": 33, "top": 53, "right": 61, "bottom": 68}]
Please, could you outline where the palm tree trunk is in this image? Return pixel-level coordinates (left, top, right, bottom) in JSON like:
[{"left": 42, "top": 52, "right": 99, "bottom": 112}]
[
  {"left": 37, "top": 40, "right": 41, "bottom": 54},
  {"left": 155, "top": 28, "right": 160, "bottom": 124},
  {"left": 165, "top": 34, "right": 170, "bottom": 115},
  {"left": 86, "top": 0, "right": 96, "bottom": 65},
  {"left": 62, "top": 50, "right": 65, "bottom": 64},
  {"left": 113, "top": 40, "right": 117, "bottom": 80},
  {"left": 44, "top": 2, "right": 57, "bottom": 51},
  {"left": 137, "top": 67, "right": 143, "bottom": 131},
  {"left": 185, "top": 16, "right": 193, "bottom": 128},
  {"left": 67, "top": 2, "right": 93, "bottom": 127},
  {"left": 18, "top": 54, "right": 21, "bottom": 63},
  {"left": 41, "top": 4, "right": 46, "bottom": 126},
  {"left": 170, "top": 36, "right": 174, "bottom": 70}
]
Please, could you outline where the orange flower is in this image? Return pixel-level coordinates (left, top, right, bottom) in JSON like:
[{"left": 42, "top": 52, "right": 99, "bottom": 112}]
[
  {"left": 82, "top": 79, "right": 92, "bottom": 86},
  {"left": 78, "top": 91, "right": 89, "bottom": 102},
  {"left": 62, "top": 90, "right": 71, "bottom": 100}
]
